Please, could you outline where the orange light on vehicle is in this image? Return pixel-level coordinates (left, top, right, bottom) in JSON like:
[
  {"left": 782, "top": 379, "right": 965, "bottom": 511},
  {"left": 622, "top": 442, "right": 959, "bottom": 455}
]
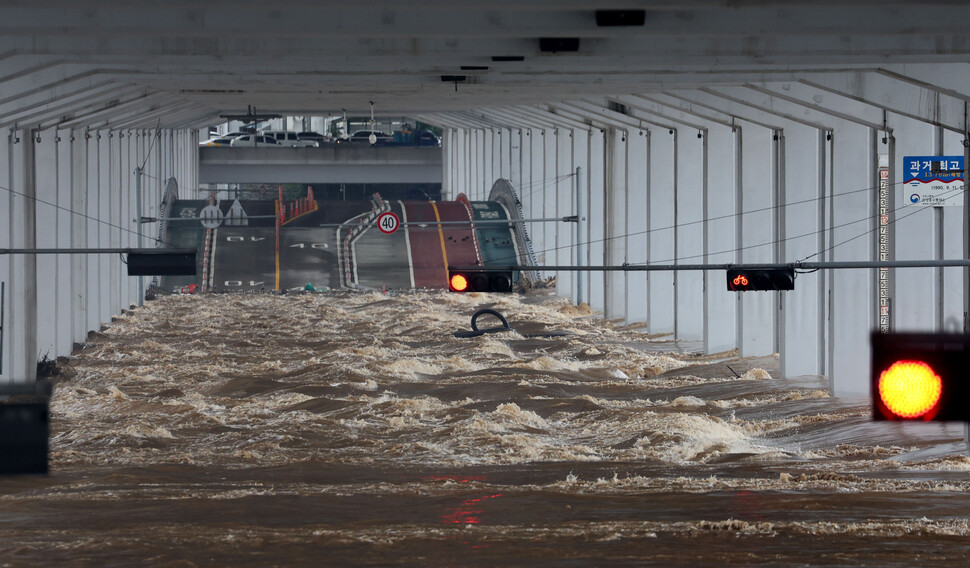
[
  {"left": 450, "top": 273, "right": 469, "bottom": 292},
  {"left": 877, "top": 360, "right": 942, "bottom": 419}
]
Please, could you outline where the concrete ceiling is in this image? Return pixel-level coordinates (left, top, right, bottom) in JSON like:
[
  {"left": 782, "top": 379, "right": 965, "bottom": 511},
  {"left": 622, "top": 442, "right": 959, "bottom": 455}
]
[{"left": 4, "top": 1, "right": 970, "bottom": 130}]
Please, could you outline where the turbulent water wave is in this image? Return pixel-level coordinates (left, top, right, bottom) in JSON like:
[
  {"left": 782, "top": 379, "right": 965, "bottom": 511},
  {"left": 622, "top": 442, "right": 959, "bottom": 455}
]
[{"left": 3, "top": 290, "right": 969, "bottom": 566}]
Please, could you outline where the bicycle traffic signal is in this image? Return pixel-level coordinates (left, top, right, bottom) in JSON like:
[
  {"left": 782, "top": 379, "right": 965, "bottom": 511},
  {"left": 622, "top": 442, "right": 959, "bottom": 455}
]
[
  {"left": 726, "top": 268, "right": 794, "bottom": 291},
  {"left": 871, "top": 332, "right": 970, "bottom": 421}
]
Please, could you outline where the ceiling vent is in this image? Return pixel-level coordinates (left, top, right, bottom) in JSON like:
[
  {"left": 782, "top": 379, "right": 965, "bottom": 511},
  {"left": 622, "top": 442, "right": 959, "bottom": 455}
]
[
  {"left": 608, "top": 100, "right": 629, "bottom": 116},
  {"left": 595, "top": 10, "right": 646, "bottom": 27},
  {"left": 539, "top": 38, "right": 580, "bottom": 53}
]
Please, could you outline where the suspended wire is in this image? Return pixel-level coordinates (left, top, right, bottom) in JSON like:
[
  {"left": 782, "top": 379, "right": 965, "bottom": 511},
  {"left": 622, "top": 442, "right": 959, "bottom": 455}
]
[
  {"left": 797, "top": 183, "right": 965, "bottom": 264},
  {"left": 0, "top": 182, "right": 177, "bottom": 248},
  {"left": 139, "top": 119, "right": 161, "bottom": 172},
  {"left": 516, "top": 173, "right": 577, "bottom": 200},
  {"left": 486, "top": 177, "right": 932, "bottom": 266},
  {"left": 644, "top": 184, "right": 965, "bottom": 267}
]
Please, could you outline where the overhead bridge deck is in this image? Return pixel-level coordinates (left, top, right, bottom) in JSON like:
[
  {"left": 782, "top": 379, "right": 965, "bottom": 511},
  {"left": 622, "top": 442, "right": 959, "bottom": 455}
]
[{"left": 198, "top": 145, "right": 443, "bottom": 184}]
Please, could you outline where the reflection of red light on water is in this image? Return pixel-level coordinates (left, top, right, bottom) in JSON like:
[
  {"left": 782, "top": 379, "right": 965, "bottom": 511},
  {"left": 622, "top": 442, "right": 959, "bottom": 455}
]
[
  {"left": 732, "top": 490, "right": 768, "bottom": 522},
  {"left": 424, "top": 475, "right": 487, "bottom": 484},
  {"left": 441, "top": 493, "right": 504, "bottom": 525}
]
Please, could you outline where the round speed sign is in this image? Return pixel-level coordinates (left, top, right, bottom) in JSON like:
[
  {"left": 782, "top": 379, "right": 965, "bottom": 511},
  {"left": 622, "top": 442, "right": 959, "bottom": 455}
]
[{"left": 377, "top": 211, "right": 400, "bottom": 235}]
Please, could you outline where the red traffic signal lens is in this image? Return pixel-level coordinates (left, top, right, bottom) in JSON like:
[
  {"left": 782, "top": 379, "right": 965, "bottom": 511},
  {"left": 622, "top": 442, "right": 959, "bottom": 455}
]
[
  {"left": 877, "top": 360, "right": 942, "bottom": 419},
  {"left": 726, "top": 268, "right": 794, "bottom": 291},
  {"left": 448, "top": 269, "right": 516, "bottom": 293},
  {"left": 450, "top": 274, "right": 469, "bottom": 292}
]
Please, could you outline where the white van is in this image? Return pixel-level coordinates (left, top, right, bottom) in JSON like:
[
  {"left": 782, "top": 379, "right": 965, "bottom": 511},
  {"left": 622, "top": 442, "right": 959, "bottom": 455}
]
[{"left": 260, "top": 130, "right": 318, "bottom": 147}]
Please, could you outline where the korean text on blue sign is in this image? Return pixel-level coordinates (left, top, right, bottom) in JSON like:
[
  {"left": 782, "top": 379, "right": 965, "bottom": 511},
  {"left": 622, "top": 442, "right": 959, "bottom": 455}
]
[{"left": 903, "top": 155, "right": 965, "bottom": 207}]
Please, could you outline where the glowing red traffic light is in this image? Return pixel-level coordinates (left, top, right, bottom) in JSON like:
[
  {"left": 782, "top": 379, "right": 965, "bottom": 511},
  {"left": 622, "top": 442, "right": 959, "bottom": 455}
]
[
  {"left": 450, "top": 273, "right": 469, "bottom": 292},
  {"left": 870, "top": 332, "right": 970, "bottom": 422},
  {"left": 877, "top": 360, "right": 942, "bottom": 419},
  {"left": 733, "top": 274, "right": 749, "bottom": 288}
]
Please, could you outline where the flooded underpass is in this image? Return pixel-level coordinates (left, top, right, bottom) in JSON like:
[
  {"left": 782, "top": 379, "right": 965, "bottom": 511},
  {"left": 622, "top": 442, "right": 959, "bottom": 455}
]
[{"left": 3, "top": 291, "right": 970, "bottom": 567}]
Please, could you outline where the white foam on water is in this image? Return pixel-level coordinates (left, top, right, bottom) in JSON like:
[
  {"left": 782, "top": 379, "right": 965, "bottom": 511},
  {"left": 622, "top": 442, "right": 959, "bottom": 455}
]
[{"left": 515, "top": 356, "right": 581, "bottom": 372}]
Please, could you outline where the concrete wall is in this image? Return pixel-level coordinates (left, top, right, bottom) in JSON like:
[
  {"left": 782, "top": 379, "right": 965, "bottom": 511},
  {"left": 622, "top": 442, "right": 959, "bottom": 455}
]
[{"left": 0, "top": 128, "right": 197, "bottom": 385}]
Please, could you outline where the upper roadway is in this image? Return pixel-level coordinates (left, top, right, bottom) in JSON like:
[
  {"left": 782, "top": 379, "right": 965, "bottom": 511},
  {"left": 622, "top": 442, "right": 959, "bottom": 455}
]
[{"left": 198, "top": 146, "right": 443, "bottom": 184}]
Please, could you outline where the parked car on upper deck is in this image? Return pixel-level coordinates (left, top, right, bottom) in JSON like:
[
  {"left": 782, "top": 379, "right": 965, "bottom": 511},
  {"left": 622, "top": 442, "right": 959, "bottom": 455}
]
[
  {"left": 230, "top": 135, "right": 282, "bottom": 147},
  {"left": 199, "top": 137, "right": 234, "bottom": 147},
  {"left": 260, "top": 130, "right": 318, "bottom": 147},
  {"left": 339, "top": 130, "right": 393, "bottom": 145},
  {"left": 297, "top": 131, "right": 329, "bottom": 144}
]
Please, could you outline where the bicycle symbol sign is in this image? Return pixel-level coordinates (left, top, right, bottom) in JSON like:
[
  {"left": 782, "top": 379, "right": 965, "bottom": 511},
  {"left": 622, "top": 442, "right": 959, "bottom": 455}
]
[{"left": 377, "top": 211, "right": 400, "bottom": 235}]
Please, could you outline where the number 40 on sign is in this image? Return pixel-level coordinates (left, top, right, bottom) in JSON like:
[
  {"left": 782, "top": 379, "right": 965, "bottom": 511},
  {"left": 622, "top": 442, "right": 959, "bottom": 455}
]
[{"left": 377, "top": 211, "right": 400, "bottom": 234}]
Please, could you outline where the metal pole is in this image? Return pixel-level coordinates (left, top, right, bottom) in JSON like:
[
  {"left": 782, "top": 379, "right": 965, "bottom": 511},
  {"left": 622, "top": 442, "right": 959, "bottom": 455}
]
[
  {"left": 0, "top": 248, "right": 195, "bottom": 255},
  {"left": 1, "top": 282, "right": 4, "bottom": 376},
  {"left": 963, "top": 109, "right": 969, "bottom": 455},
  {"left": 964, "top": 105, "right": 969, "bottom": 334},
  {"left": 449, "top": 259, "right": 970, "bottom": 272},
  {"left": 155, "top": 216, "right": 576, "bottom": 226},
  {"left": 576, "top": 166, "right": 585, "bottom": 306},
  {"left": 135, "top": 166, "right": 144, "bottom": 307}
]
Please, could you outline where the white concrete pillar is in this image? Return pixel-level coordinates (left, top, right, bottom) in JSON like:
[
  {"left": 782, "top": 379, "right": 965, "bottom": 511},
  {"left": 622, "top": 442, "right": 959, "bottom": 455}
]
[
  {"left": 737, "top": 125, "right": 777, "bottom": 357},
  {"left": 827, "top": 124, "right": 877, "bottom": 395},
  {"left": 542, "top": 129, "right": 557, "bottom": 277},
  {"left": 85, "top": 131, "right": 102, "bottom": 332},
  {"left": 479, "top": 129, "right": 491, "bottom": 200},
  {"left": 892, "top": 116, "right": 941, "bottom": 331},
  {"left": 571, "top": 130, "right": 591, "bottom": 307},
  {"left": 604, "top": 127, "right": 627, "bottom": 319},
  {"left": 34, "top": 129, "right": 58, "bottom": 362},
  {"left": 704, "top": 126, "right": 739, "bottom": 354},
  {"left": 780, "top": 127, "right": 827, "bottom": 378},
  {"left": 441, "top": 129, "right": 453, "bottom": 199},
  {"left": 500, "top": 128, "right": 512, "bottom": 183},
  {"left": 6, "top": 129, "right": 36, "bottom": 382},
  {"left": 648, "top": 129, "right": 676, "bottom": 335},
  {"left": 108, "top": 131, "right": 122, "bottom": 312},
  {"left": 675, "top": 129, "right": 706, "bottom": 341},
  {"left": 97, "top": 131, "right": 112, "bottom": 325},
  {"left": 554, "top": 129, "right": 576, "bottom": 301},
  {"left": 625, "top": 130, "right": 649, "bottom": 323},
  {"left": 491, "top": 129, "right": 502, "bottom": 187},
  {"left": 0, "top": 131, "right": 12, "bottom": 382},
  {"left": 55, "top": 129, "right": 73, "bottom": 355},
  {"left": 510, "top": 129, "right": 523, "bottom": 196},
  {"left": 587, "top": 129, "right": 607, "bottom": 312},
  {"left": 527, "top": 129, "right": 545, "bottom": 269},
  {"left": 70, "top": 130, "right": 89, "bottom": 347},
  {"left": 941, "top": 129, "right": 965, "bottom": 331}
]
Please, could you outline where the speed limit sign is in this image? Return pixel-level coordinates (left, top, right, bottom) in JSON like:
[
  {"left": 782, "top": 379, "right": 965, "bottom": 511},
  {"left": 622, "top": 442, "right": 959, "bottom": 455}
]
[{"left": 377, "top": 211, "right": 400, "bottom": 235}]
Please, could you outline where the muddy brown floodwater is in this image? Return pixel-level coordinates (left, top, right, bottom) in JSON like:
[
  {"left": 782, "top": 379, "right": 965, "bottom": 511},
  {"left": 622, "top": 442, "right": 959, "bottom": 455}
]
[{"left": 2, "top": 290, "right": 970, "bottom": 567}]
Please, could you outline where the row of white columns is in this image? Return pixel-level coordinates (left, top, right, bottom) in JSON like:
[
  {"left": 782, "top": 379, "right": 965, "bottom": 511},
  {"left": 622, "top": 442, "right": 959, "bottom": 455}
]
[
  {"left": 0, "top": 128, "right": 198, "bottom": 384},
  {"left": 441, "top": 99, "right": 966, "bottom": 395}
]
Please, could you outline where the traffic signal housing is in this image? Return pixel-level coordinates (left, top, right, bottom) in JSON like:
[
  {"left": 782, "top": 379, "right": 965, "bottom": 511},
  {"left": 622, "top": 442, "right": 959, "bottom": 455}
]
[
  {"left": 726, "top": 268, "right": 794, "bottom": 291},
  {"left": 871, "top": 332, "right": 970, "bottom": 421},
  {"left": 127, "top": 250, "right": 197, "bottom": 276},
  {"left": 448, "top": 269, "right": 514, "bottom": 293}
]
